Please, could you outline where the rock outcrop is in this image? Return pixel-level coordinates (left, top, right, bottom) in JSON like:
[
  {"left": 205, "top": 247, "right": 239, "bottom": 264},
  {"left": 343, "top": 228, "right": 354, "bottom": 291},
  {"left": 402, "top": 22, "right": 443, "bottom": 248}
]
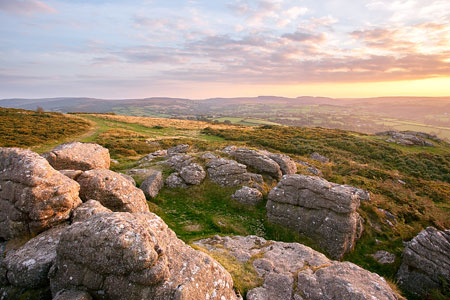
[
  {"left": 179, "top": 163, "right": 206, "bottom": 185},
  {"left": 310, "top": 152, "right": 329, "bottom": 163},
  {"left": 138, "top": 150, "right": 168, "bottom": 164},
  {"left": 206, "top": 158, "right": 255, "bottom": 186},
  {"left": 229, "top": 148, "right": 282, "bottom": 179},
  {"left": 49, "top": 212, "right": 238, "bottom": 300},
  {"left": 71, "top": 200, "right": 112, "bottom": 223},
  {"left": 397, "top": 227, "right": 450, "bottom": 297},
  {"left": 59, "top": 169, "right": 84, "bottom": 181},
  {"left": 231, "top": 186, "right": 263, "bottom": 206},
  {"left": 371, "top": 250, "right": 396, "bottom": 264},
  {"left": 195, "top": 235, "right": 399, "bottom": 300},
  {"left": 267, "top": 153, "right": 297, "bottom": 175},
  {"left": 165, "top": 173, "right": 188, "bottom": 188},
  {"left": 165, "top": 154, "right": 194, "bottom": 172},
  {"left": 167, "top": 144, "right": 190, "bottom": 156},
  {"left": 267, "top": 175, "right": 365, "bottom": 259},
  {"left": 139, "top": 171, "right": 164, "bottom": 198},
  {"left": 3, "top": 224, "right": 67, "bottom": 288},
  {"left": 77, "top": 169, "right": 149, "bottom": 213},
  {"left": 42, "top": 142, "right": 110, "bottom": 171},
  {"left": 376, "top": 131, "right": 437, "bottom": 146},
  {"left": 0, "top": 148, "right": 81, "bottom": 239}
]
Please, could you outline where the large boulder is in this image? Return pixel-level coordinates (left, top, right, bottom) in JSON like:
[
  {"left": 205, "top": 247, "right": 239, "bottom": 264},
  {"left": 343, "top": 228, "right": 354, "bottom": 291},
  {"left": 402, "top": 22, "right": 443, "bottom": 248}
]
[
  {"left": 140, "top": 171, "right": 164, "bottom": 198},
  {"left": 49, "top": 212, "right": 238, "bottom": 300},
  {"left": 195, "top": 235, "right": 400, "bottom": 300},
  {"left": 179, "top": 163, "right": 206, "bottom": 185},
  {"left": 0, "top": 148, "right": 81, "bottom": 240},
  {"left": 267, "top": 153, "right": 297, "bottom": 175},
  {"left": 77, "top": 169, "right": 149, "bottom": 213},
  {"left": 267, "top": 175, "right": 365, "bottom": 259},
  {"left": 206, "top": 158, "right": 254, "bottom": 186},
  {"left": 3, "top": 224, "right": 67, "bottom": 289},
  {"left": 42, "top": 142, "right": 110, "bottom": 171},
  {"left": 397, "top": 227, "right": 450, "bottom": 297},
  {"left": 231, "top": 186, "right": 263, "bottom": 206},
  {"left": 229, "top": 148, "right": 282, "bottom": 180},
  {"left": 71, "top": 200, "right": 112, "bottom": 223}
]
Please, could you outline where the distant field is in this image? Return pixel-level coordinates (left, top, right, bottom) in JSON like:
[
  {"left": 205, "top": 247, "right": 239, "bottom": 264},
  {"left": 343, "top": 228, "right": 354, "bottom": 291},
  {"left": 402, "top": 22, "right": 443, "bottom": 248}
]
[{"left": 213, "top": 117, "right": 280, "bottom": 126}]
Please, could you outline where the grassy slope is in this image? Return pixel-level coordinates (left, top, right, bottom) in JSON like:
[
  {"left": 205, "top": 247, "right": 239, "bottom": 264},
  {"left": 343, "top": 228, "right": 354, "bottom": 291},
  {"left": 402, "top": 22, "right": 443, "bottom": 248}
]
[{"left": 1, "top": 109, "right": 448, "bottom": 299}]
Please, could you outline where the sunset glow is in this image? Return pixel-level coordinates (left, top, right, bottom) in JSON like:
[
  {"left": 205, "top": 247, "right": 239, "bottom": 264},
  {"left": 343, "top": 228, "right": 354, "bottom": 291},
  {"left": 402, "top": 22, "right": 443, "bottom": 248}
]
[{"left": 1, "top": 0, "right": 449, "bottom": 98}]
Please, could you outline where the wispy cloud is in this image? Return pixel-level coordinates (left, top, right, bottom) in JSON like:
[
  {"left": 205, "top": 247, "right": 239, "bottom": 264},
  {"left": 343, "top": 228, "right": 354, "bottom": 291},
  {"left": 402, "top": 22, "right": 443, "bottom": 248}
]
[{"left": 0, "top": 0, "right": 56, "bottom": 15}]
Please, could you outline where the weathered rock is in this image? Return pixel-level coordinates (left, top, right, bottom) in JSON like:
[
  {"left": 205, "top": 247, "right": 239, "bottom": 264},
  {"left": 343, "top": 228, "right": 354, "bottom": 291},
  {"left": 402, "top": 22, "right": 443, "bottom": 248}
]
[
  {"left": 165, "top": 154, "right": 195, "bottom": 172},
  {"left": 59, "top": 170, "right": 83, "bottom": 181},
  {"left": 268, "top": 153, "right": 297, "bottom": 175},
  {"left": 0, "top": 148, "right": 81, "bottom": 240},
  {"left": 49, "top": 212, "right": 238, "bottom": 300},
  {"left": 179, "top": 163, "right": 206, "bottom": 185},
  {"left": 3, "top": 225, "right": 67, "bottom": 288},
  {"left": 371, "top": 250, "right": 396, "bottom": 264},
  {"left": 267, "top": 175, "right": 364, "bottom": 259},
  {"left": 77, "top": 169, "right": 149, "bottom": 213},
  {"left": 165, "top": 173, "right": 188, "bottom": 188},
  {"left": 167, "top": 144, "right": 190, "bottom": 156},
  {"left": 377, "top": 131, "right": 437, "bottom": 146},
  {"left": 126, "top": 168, "right": 157, "bottom": 183},
  {"left": 53, "top": 289, "right": 93, "bottom": 300},
  {"left": 206, "top": 158, "right": 253, "bottom": 186},
  {"left": 222, "top": 145, "right": 237, "bottom": 154},
  {"left": 139, "top": 150, "right": 168, "bottom": 163},
  {"left": 119, "top": 173, "right": 136, "bottom": 186},
  {"left": 397, "top": 227, "right": 450, "bottom": 297},
  {"left": 71, "top": 200, "right": 112, "bottom": 223},
  {"left": 201, "top": 152, "right": 217, "bottom": 160},
  {"left": 195, "top": 235, "right": 399, "bottom": 300},
  {"left": 310, "top": 152, "right": 330, "bottom": 163},
  {"left": 232, "top": 186, "right": 263, "bottom": 206},
  {"left": 0, "top": 242, "right": 7, "bottom": 286},
  {"left": 307, "top": 166, "right": 322, "bottom": 176},
  {"left": 230, "top": 148, "right": 282, "bottom": 179},
  {"left": 42, "top": 142, "right": 110, "bottom": 171},
  {"left": 140, "top": 171, "right": 164, "bottom": 198}
]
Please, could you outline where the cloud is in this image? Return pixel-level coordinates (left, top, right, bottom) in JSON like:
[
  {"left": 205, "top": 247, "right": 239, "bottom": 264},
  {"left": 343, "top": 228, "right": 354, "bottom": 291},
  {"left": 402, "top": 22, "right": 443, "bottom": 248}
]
[
  {"left": 0, "top": 0, "right": 56, "bottom": 15},
  {"left": 282, "top": 31, "right": 327, "bottom": 43}
]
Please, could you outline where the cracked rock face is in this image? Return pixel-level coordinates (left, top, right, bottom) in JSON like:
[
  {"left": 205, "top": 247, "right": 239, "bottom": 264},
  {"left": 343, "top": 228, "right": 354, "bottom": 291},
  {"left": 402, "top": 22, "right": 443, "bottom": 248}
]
[
  {"left": 206, "top": 158, "right": 255, "bottom": 187},
  {"left": 165, "top": 172, "right": 188, "bottom": 188},
  {"left": 397, "top": 227, "right": 450, "bottom": 297},
  {"left": 267, "top": 175, "right": 365, "bottom": 259},
  {"left": 165, "top": 154, "right": 194, "bottom": 172},
  {"left": 139, "top": 170, "right": 164, "bottom": 198},
  {"left": 179, "top": 163, "right": 206, "bottom": 185},
  {"left": 232, "top": 186, "right": 263, "bottom": 206},
  {"left": 3, "top": 224, "right": 67, "bottom": 289},
  {"left": 0, "top": 148, "right": 81, "bottom": 240},
  {"left": 71, "top": 200, "right": 112, "bottom": 223},
  {"left": 49, "top": 212, "right": 238, "bottom": 300},
  {"left": 42, "top": 142, "right": 110, "bottom": 171},
  {"left": 77, "top": 169, "right": 149, "bottom": 213},
  {"left": 229, "top": 148, "right": 282, "bottom": 180},
  {"left": 194, "top": 235, "right": 399, "bottom": 300},
  {"left": 267, "top": 153, "right": 297, "bottom": 175}
]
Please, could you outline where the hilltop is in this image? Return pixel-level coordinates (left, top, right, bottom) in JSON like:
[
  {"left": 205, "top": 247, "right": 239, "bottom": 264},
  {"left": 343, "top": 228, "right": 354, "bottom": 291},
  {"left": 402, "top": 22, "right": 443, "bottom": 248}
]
[{"left": 0, "top": 107, "right": 449, "bottom": 300}]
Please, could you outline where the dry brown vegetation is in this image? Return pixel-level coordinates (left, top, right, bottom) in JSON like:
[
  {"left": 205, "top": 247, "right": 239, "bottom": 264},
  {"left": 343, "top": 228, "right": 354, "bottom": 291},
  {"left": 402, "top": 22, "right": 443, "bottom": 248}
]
[{"left": 92, "top": 114, "right": 249, "bottom": 130}]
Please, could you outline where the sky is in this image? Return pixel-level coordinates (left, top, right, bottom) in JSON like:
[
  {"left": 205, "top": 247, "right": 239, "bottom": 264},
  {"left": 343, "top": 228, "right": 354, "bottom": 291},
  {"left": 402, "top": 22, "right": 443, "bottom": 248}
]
[{"left": 0, "top": 0, "right": 449, "bottom": 99}]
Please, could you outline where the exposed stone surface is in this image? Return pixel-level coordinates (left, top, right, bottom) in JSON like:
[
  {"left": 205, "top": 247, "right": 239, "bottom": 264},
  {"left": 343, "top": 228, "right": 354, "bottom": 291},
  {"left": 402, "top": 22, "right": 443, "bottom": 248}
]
[
  {"left": 195, "top": 235, "right": 399, "bottom": 300},
  {"left": 397, "top": 227, "right": 450, "bottom": 297},
  {"left": 167, "top": 144, "right": 190, "bottom": 156},
  {"left": 140, "top": 171, "right": 164, "bottom": 198},
  {"left": 229, "top": 148, "right": 282, "bottom": 179},
  {"left": 0, "top": 148, "right": 81, "bottom": 240},
  {"left": 222, "top": 145, "right": 237, "bottom": 154},
  {"left": 267, "top": 175, "right": 365, "bottom": 259},
  {"left": 377, "top": 131, "right": 437, "bottom": 146},
  {"left": 77, "top": 169, "right": 149, "bottom": 213},
  {"left": 268, "top": 153, "right": 297, "bottom": 175},
  {"left": 165, "top": 172, "right": 188, "bottom": 188},
  {"left": 371, "top": 250, "right": 396, "bottom": 264},
  {"left": 49, "top": 212, "right": 238, "bottom": 300},
  {"left": 206, "top": 158, "right": 254, "bottom": 186},
  {"left": 1, "top": 242, "right": 8, "bottom": 286},
  {"left": 119, "top": 173, "right": 136, "bottom": 186},
  {"left": 139, "top": 150, "right": 168, "bottom": 163},
  {"left": 201, "top": 152, "right": 218, "bottom": 160},
  {"left": 165, "top": 154, "right": 194, "bottom": 172},
  {"left": 42, "top": 142, "right": 110, "bottom": 171},
  {"left": 307, "top": 166, "right": 322, "bottom": 176},
  {"left": 179, "top": 163, "right": 206, "bottom": 185},
  {"left": 53, "top": 289, "right": 93, "bottom": 300},
  {"left": 310, "top": 152, "right": 330, "bottom": 163},
  {"left": 3, "top": 225, "right": 67, "bottom": 288},
  {"left": 232, "top": 186, "right": 263, "bottom": 206},
  {"left": 71, "top": 200, "right": 112, "bottom": 223},
  {"left": 125, "top": 168, "right": 157, "bottom": 183},
  {"left": 59, "top": 170, "right": 83, "bottom": 181}
]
